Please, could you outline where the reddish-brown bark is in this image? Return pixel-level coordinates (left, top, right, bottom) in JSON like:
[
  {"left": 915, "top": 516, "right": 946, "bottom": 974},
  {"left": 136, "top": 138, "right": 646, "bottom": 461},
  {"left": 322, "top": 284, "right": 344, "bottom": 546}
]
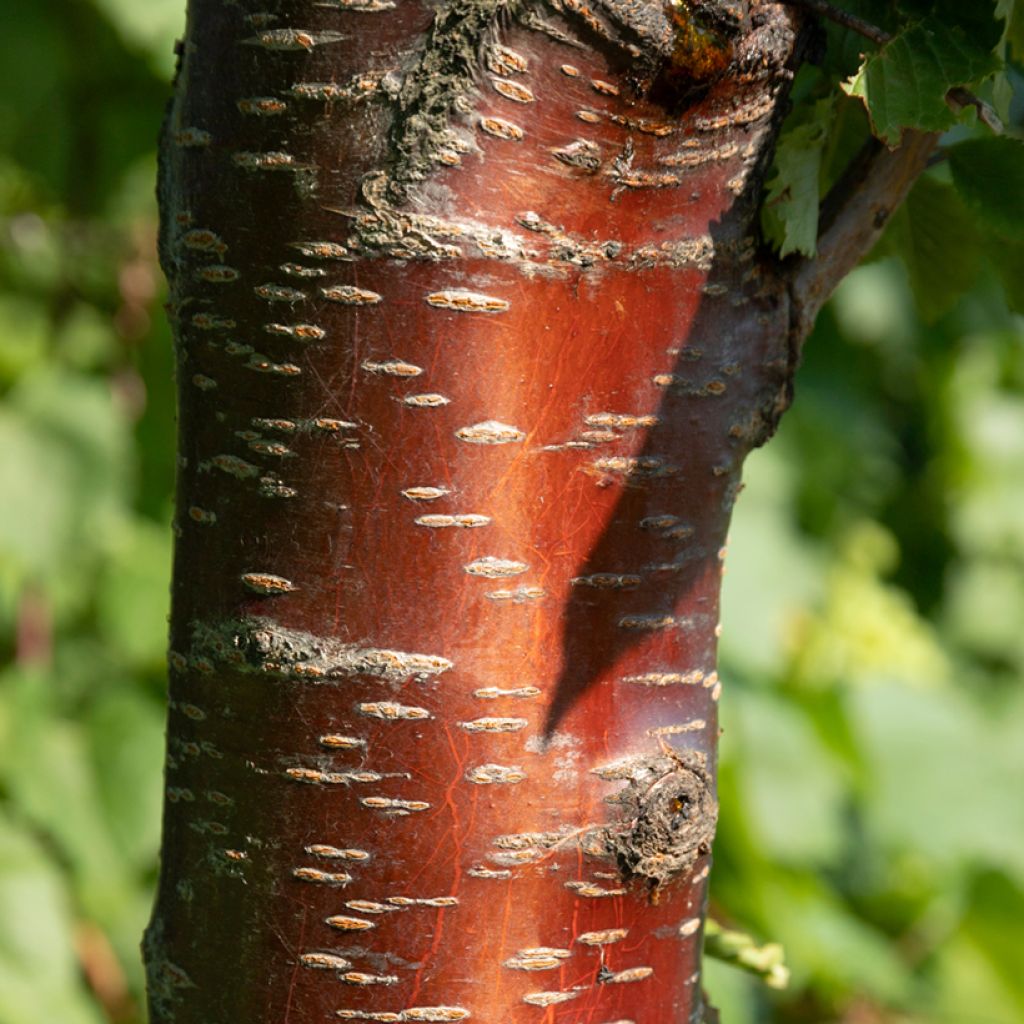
[{"left": 145, "top": 3, "right": 930, "bottom": 1022}]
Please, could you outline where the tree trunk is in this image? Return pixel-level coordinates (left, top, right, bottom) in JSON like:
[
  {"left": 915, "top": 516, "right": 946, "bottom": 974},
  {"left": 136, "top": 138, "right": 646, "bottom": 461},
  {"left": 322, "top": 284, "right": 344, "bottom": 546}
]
[{"left": 145, "top": 2, "right": 929, "bottom": 1021}]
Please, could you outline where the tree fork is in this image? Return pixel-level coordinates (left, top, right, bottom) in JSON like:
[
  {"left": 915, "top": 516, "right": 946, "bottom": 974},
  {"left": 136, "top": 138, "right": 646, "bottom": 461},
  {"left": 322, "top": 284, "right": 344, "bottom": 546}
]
[{"left": 146, "top": 2, "right": 930, "bottom": 1021}]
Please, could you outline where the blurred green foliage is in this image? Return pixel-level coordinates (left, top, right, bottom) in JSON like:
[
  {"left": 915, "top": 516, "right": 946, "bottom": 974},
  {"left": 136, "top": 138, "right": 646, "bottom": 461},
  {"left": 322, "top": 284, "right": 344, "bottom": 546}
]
[
  {"left": 0, "top": 1, "right": 1021, "bottom": 1023},
  {"left": 0, "top": 2, "right": 173, "bottom": 1020},
  {"left": 712, "top": 263, "right": 1024, "bottom": 1022}
]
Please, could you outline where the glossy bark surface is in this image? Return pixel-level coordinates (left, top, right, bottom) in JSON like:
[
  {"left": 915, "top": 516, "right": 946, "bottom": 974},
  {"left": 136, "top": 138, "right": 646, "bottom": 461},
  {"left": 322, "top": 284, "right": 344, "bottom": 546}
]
[{"left": 147, "top": 2, "right": 805, "bottom": 1022}]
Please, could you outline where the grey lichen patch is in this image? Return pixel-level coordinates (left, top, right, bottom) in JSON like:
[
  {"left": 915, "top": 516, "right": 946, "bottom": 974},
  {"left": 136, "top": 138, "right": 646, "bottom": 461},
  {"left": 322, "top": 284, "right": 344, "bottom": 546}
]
[
  {"left": 602, "top": 750, "right": 717, "bottom": 893},
  {"left": 385, "top": 0, "right": 526, "bottom": 197},
  {"left": 587, "top": 0, "right": 676, "bottom": 60},
  {"left": 164, "top": 2, "right": 747, "bottom": 299},
  {"left": 343, "top": 173, "right": 466, "bottom": 261},
  {"left": 188, "top": 617, "right": 452, "bottom": 682}
]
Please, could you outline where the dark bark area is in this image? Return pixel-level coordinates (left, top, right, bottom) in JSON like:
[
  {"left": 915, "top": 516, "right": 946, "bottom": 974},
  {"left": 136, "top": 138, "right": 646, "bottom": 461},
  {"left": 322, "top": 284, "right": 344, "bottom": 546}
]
[{"left": 144, "top": 3, "right": 917, "bottom": 1022}]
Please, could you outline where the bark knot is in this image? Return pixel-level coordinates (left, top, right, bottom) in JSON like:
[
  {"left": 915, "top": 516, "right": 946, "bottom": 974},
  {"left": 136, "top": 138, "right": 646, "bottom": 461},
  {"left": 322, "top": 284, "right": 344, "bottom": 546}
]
[{"left": 605, "top": 749, "right": 717, "bottom": 893}]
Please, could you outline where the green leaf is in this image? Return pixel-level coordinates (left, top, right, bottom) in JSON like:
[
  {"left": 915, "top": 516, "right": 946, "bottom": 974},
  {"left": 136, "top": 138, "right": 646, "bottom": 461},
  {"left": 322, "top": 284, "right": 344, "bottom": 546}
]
[
  {"left": 763, "top": 99, "right": 833, "bottom": 257},
  {"left": 996, "top": 0, "right": 1024, "bottom": 53},
  {"left": 843, "top": 21, "right": 1001, "bottom": 144},
  {"left": 883, "top": 174, "right": 983, "bottom": 322},
  {"left": 821, "top": 0, "right": 900, "bottom": 79},
  {"left": 948, "top": 137, "right": 1024, "bottom": 242},
  {"left": 900, "top": 1, "right": 1005, "bottom": 53}
]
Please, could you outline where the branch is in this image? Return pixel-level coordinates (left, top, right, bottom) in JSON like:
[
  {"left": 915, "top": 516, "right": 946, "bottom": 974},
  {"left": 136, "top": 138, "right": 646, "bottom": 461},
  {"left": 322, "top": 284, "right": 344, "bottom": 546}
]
[
  {"left": 784, "top": 129, "right": 939, "bottom": 346},
  {"left": 703, "top": 919, "right": 791, "bottom": 989}
]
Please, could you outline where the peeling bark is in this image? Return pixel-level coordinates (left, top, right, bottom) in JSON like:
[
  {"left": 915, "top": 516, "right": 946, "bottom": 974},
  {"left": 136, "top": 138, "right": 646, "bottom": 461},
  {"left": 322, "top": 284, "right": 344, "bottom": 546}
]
[{"left": 146, "top": 2, "right": 924, "bottom": 1021}]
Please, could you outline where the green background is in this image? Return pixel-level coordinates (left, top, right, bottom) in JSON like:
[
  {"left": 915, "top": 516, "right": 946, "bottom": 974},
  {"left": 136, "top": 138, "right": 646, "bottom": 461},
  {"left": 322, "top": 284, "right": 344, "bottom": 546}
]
[{"left": 0, "top": 1, "right": 1022, "bottom": 1022}]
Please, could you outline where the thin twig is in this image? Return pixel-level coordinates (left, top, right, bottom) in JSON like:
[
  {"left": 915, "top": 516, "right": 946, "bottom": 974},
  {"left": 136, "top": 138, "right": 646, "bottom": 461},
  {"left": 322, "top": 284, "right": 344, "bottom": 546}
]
[{"left": 782, "top": 0, "right": 890, "bottom": 45}]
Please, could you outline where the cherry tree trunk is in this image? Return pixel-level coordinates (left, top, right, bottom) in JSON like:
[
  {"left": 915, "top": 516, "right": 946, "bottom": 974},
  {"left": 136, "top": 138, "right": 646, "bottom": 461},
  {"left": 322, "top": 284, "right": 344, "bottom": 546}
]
[{"left": 146, "top": 2, "right": 810, "bottom": 1022}]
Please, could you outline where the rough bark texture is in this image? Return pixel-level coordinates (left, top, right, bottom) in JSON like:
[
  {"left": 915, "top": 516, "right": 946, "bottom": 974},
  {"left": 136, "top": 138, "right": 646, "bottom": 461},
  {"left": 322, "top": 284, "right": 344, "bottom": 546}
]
[{"left": 147, "top": 2, "right": 811, "bottom": 1022}]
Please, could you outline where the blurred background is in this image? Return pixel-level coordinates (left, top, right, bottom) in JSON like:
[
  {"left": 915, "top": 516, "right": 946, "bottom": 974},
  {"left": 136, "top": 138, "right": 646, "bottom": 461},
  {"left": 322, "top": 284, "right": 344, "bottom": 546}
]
[{"left": 0, "top": 1, "right": 1021, "bottom": 1022}]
